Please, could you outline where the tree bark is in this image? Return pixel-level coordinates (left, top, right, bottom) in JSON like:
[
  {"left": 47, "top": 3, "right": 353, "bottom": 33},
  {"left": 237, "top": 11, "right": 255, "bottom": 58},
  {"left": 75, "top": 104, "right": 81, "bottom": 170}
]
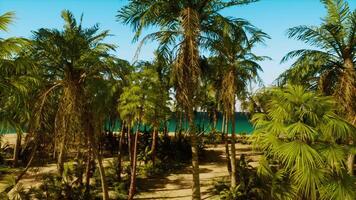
[
  {"left": 223, "top": 114, "right": 231, "bottom": 175},
  {"left": 341, "top": 58, "right": 356, "bottom": 176},
  {"left": 128, "top": 125, "right": 133, "bottom": 166},
  {"left": 188, "top": 110, "right": 201, "bottom": 200},
  {"left": 347, "top": 154, "right": 354, "bottom": 176},
  {"left": 84, "top": 146, "right": 92, "bottom": 195},
  {"left": 213, "top": 110, "right": 217, "bottom": 129},
  {"left": 221, "top": 114, "right": 225, "bottom": 134},
  {"left": 57, "top": 133, "right": 67, "bottom": 176},
  {"left": 151, "top": 126, "right": 158, "bottom": 165},
  {"left": 128, "top": 123, "right": 140, "bottom": 200},
  {"left": 88, "top": 125, "right": 109, "bottom": 200},
  {"left": 13, "top": 131, "right": 22, "bottom": 167},
  {"left": 95, "top": 148, "right": 109, "bottom": 200},
  {"left": 230, "top": 112, "right": 237, "bottom": 188},
  {"left": 117, "top": 122, "right": 125, "bottom": 181}
]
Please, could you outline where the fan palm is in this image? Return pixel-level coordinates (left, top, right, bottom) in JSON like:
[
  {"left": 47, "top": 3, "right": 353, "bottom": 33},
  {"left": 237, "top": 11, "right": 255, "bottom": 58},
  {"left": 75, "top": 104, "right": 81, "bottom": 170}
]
[
  {"left": 252, "top": 85, "right": 356, "bottom": 200},
  {"left": 278, "top": 0, "right": 356, "bottom": 174},
  {"left": 118, "top": 1, "right": 258, "bottom": 198},
  {"left": 207, "top": 19, "right": 269, "bottom": 187}
]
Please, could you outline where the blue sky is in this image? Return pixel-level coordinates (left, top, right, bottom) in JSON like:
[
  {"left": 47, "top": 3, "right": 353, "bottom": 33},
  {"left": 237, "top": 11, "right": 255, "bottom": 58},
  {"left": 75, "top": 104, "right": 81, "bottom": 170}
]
[{"left": 0, "top": 0, "right": 355, "bottom": 86}]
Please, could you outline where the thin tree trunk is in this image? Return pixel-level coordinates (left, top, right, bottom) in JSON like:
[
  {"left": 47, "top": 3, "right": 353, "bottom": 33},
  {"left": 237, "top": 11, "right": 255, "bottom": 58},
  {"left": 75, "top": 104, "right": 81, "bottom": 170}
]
[
  {"left": 84, "top": 146, "right": 92, "bottom": 195},
  {"left": 224, "top": 114, "right": 231, "bottom": 175},
  {"left": 15, "top": 144, "right": 36, "bottom": 183},
  {"left": 128, "top": 123, "right": 140, "bottom": 200},
  {"left": 151, "top": 126, "right": 158, "bottom": 165},
  {"left": 13, "top": 131, "right": 22, "bottom": 167},
  {"left": 178, "top": 111, "right": 183, "bottom": 140},
  {"left": 347, "top": 154, "right": 354, "bottom": 175},
  {"left": 117, "top": 122, "right": 125, "bottom": 181},
  {"left": 213, "top": 110, "right": 218, "bottom": 129},
  {"left": 88, "top": 124, "right": 109, "bottom": 200},
  {"left": 53, "top": 135, "right": 56, "bottom": 160},
  {"left": 128, "top": 125, "right": 132, "bottom": 166},
  {"left": 57, "top": 133, "right": 67, "bottom": 176},
  {"left": 221, "top": 114, "right": 225, "bottom": 134},
  {"left": 163, "top": 121, "right": 168, "bottom": 137},
  {"left": 189, "top": 110, "right": 201, "bottom": 200},
  {"left": 230, "top": 111, "right": 237, "bottom": 188},
  {"left": 95, "top": 148, "right": 109, "bottom": 200}
]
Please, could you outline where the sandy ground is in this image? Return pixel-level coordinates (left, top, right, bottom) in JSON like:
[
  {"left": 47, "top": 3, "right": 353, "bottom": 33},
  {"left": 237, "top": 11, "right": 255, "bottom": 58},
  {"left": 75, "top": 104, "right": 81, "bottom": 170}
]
[
  {"left": 0, "top": 134, "right": 260, "bottom": 199},
  {"left": 1, "top": 134, "right": 19, "bottom": 146},
  {"left": 136, "top": 144, "right": 260, "bottom": 200}
]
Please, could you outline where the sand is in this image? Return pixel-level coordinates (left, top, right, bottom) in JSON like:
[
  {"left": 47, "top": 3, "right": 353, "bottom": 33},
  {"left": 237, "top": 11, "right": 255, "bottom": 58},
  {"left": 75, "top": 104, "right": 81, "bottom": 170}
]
[{"left": 0, "top": 134, "right": 260, "bottom": 199}]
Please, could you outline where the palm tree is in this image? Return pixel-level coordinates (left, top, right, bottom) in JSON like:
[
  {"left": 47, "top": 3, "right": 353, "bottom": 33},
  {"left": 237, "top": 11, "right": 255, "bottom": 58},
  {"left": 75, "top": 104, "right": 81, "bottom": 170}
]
[
  {"left": 138, "top": 59, "right": 171, "bottom": 166},
  {"left": 118, "top": 70, "right": 145, "bottom": 200},
  {"left": 252, "top": 85, "right": 356, "bottom": 200},
  {"left": 277, "top": 0, "right": 356, "bottom": 174},
  {"left": 118, "top": 1, "right": 258, "bottom": 198},
  {"left": 31, "top": 10, "right": 115, "bottom": 176},
  {"left": 207, "top": 19, "right": 268, "bottom": 188},
  {"left": 0, "top": 11, "right": 36, "bottom": 167},
  {"left": 29, "top": 10, "right": 117, "bottom": 200}
]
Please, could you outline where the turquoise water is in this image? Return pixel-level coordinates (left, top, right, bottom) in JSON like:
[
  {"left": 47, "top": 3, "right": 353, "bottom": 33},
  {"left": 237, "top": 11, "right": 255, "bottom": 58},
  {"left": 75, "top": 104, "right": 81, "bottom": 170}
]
[
  {"left": 105, "top": 112, "right": 253, "bottom": 134},
  {"left": 1, "top": 112, "right": 254, "bottom": 134}
]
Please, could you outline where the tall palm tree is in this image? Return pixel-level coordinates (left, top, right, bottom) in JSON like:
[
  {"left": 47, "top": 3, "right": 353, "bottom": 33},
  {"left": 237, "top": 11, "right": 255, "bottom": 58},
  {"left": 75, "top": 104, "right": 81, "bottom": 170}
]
[
  {"left": 29, "top": 10, "right": 116, "bottom": 200},
  {"left": 252, "top": 85, "right": 356, "bottom": 200},
  {"left": 31, "top": 10, "right": 115, "bottom": 176},
  {"left": 118, "top": 1, "right": 258, "bottom": 198},
  {"left": 278, "top": 0, "right": 356, "bottom": 174},
  {"left": 207, "top": 19, "right": 268, "bottom": 188}
]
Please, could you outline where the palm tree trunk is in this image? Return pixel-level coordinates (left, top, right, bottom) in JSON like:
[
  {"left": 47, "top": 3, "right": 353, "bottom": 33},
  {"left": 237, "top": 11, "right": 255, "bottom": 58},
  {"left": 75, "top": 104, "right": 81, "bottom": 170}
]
[
  {"left": 128, "top": 123, "right": 140, "bottom": 200},
  {"left": 188, "top": 110, "right": 201, "bottom": 200},
  {"left": 213, "top": 109, "right": 218, "bottom": 129},
  {"left": 15, "top": 142, "right": 36, "bottom": 184},
  {"left": 222, "top": 114, "right": 225, "bottom": 134},
  {"left": 341, "top": 58, "right": 356, "bottom": 176},
  {"left": 347, "top": 154, "right": 354, "bottom": 175},
  {"left": 117, "top": 122, "right": 125, "bottom": 181},
  {"left": 151, "top": 126, "right": 158, "bottom": 165},
  {"left": 223, "top": 114, "right": 231, "bottom": 175},
  {"left": 95, "top": 148, "right": 109, "bottom": 200},
  {"left": 128, "top": 125, "right": 132, "bottom": 166},
  {"left": 230, "top": 112, "right": 237, "bottom": 188},
  {"left": 57, "top": 133, "right": 67, "bottom": 176},
  {"left": 84, "top": 146, "right": 92, "bottom": 195},
  {"left": 13, "top": 131, "right": 22, "bottom": 167},
  {"left": 88, "top": 124, "right": 109, "bottom": 200}
]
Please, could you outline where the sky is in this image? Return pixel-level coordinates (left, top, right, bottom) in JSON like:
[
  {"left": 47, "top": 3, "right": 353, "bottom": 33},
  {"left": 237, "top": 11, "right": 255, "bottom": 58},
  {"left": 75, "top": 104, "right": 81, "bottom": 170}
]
[{"left": 0, "top": 0, "right": 355, "bottom": 86}]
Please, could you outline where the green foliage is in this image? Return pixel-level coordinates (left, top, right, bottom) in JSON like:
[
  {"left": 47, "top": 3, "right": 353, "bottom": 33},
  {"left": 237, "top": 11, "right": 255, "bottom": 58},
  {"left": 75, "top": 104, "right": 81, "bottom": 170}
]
[
  {"left": 216, "top": 155, "right": 275, "bottom": 200},
  {"left": 204, "top": 130, "right": 223, "bottom": 144},
  {"left": 278, "top": 0, "right": 356, "bottom": 119},
  {"left": 252, "top": 85, "right": 356, "bottom": 200}
]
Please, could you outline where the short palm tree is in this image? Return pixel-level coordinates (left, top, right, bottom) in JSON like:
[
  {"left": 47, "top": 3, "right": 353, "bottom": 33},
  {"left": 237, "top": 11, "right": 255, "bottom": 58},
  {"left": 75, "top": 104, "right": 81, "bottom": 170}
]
[
  {"left": 118, "top": 67, "right": 153, "bottom": 200},
  {"left": 118, "top": 1, "right": 258, "bottom": 198},
  {"left": 252, "top": 85, "right": 356, "bottom": 200}
]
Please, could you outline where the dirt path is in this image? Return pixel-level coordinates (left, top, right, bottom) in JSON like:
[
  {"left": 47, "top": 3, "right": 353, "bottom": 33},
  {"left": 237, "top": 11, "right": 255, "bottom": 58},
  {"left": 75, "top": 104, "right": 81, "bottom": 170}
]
[
  {"left": 0, "top": 138, "right": 260, "bottom": 199},
  {"left": 136, "top": 144, "right": 260, "bottom": 200}
]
